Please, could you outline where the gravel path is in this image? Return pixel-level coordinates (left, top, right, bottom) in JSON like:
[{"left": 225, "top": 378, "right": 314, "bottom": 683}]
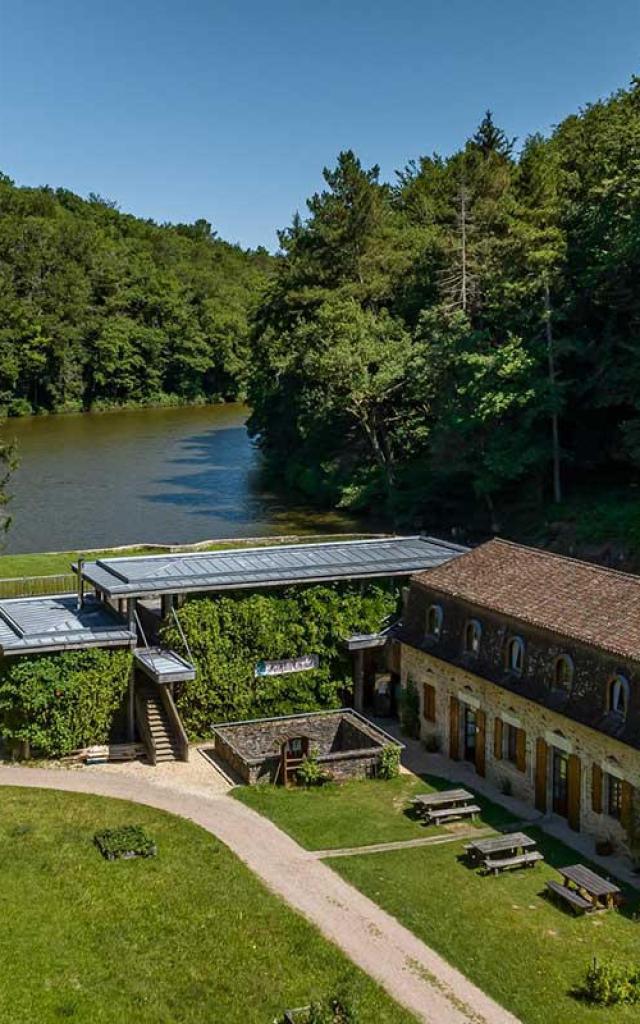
[{"left": 0, "top": 765, "right": 519, "bottom": 1024}]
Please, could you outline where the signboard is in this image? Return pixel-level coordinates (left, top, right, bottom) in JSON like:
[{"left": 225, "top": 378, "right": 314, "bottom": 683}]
[{"left": 255, "top": 654, "right": 319, "bottom": 678}]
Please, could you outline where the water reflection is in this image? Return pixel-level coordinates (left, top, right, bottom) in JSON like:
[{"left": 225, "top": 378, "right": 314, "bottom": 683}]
[{"left": 3, "top": 404, "right": 359, "bottom": 553}]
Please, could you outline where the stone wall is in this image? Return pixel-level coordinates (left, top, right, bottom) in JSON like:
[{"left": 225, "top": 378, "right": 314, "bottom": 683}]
[
  {"left": 402, "top": 581, "right": 640, "bottom": 749},
  {"left": 401, "top": 643, "right": 640, "bottom": 854},
  {"left": 213, "top": 710, "right": 397, "bottom": 785}
]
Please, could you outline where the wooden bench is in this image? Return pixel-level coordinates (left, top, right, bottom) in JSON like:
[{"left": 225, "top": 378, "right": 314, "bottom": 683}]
[
  {"left": 424, "top": 804, "right": 481, "bottom": 824},
  {"left": 546, "top": 879, "right": 594, "bottom": 914},
  {"left": 483, "top": 850, "right": 544, "bottom": 875}
]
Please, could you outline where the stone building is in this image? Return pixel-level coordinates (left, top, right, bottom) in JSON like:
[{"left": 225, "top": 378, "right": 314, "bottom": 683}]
[{"left": 396, "top": 538, "right": 640, "bottom": 854}]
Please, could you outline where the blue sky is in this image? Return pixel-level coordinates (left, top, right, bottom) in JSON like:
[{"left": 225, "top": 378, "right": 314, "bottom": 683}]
[{"left": 1, "top": 0, "right": 638, "bottom": 249}]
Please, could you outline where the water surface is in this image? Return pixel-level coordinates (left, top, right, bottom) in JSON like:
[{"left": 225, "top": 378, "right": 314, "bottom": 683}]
[{"left": 3, "top": 404, "right": 358, "bottom": 553}]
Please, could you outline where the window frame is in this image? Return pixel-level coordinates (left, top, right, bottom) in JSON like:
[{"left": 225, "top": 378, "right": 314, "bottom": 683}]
[
  {"left": 464, "top": 619, "right": 482, "bottom": 656},
  {"left": 607, "top": 773, "right": 623, "bottom": 820},
  {"left": 608, "top": 675, "right": 629, "bottom": 719},
  {"left": 505, "top": 723, "right": 518, "bottom": 764},
  {"left": 505, "top": 636, "right": 525, "bottom": 676},
  {"left": 426, "top": 603, "right": 443, "bottom": 639},
  {"left": 553, "top": 654, "right": 574, "bottom": 691}
]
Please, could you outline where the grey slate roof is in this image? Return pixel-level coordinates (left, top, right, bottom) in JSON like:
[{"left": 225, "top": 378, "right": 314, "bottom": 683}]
[
  {"left": 76, "top": 536, "right": 468, "bottom": 599},
  {"left": 134, "top": 647, "right": 196, "bottom": 684},
  {"left": 0, "top": 594, "right": 136, "bottom": 656}
]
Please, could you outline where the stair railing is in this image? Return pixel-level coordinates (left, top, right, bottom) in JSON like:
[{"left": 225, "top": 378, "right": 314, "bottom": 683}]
[
  {"left": 159, "top": 686, "right": 190, "bottom": 762},
  {"left": 135, "top": 691, "right": 157, "bottom": 766}
]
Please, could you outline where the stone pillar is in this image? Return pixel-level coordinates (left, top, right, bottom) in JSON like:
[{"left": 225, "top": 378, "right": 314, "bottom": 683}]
[{"left": 354, "top": 650, "right": 364, "bottom": 713}]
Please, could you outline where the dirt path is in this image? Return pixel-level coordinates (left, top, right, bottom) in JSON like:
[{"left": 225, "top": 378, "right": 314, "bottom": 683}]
[{"left": 0, "top": 765, "right": 519, "bottom": 1024}]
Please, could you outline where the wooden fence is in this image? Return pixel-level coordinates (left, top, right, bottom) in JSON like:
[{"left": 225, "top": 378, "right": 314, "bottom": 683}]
[{"left": 0, "top": 573, "right": 80, "bottom": 600}]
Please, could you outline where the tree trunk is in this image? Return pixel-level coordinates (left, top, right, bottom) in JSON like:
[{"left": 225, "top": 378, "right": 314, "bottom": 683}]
[{"left": 544, "top": 279, "right": 562, "bottom": 504}]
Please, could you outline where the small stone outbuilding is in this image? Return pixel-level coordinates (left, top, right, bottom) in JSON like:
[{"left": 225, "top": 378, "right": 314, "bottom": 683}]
[{"left": 213, "top": 709, "right": 401, "bottom": 785}]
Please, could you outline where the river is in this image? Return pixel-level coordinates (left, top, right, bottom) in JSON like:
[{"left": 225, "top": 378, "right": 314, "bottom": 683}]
[{"left": 2, "top": 404, "right": 360, "bottom": 554}]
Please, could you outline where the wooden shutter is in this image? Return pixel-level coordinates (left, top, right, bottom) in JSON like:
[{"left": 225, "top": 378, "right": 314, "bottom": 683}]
[
  {"left": 515, "top": 728, "right": 527, "bottom": 773},
  {"left": 567, "top": 754, "right": 581, "bottom": 832},
  {"left": 535, "top": 738, "right": 548, "bottom": 812},
  {"left": 423, "top": 683, "right": 436, "bottom": 723},
  {"left": 449, "top": 696, "right": 460, "bottom": 760},
  {"left": 475, "top": 709, "right": 486, "bottom": 777},
  {"left": 621, "top": 780, "right": 633, "bottom": 831},
  {"left": 592, "top": 763, "right": 603, "bottom": 814},
  {"left": 493, "top": 717, "right": 503, "bottom": 760}
]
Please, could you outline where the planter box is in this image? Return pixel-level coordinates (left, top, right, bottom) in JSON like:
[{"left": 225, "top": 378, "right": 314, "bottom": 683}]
[{"left": 94, "top": 826, "right": 157, "bottom": 861}]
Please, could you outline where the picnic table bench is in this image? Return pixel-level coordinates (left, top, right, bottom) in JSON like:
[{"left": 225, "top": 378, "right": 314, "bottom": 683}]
[
  {"left": 465, "top": 832, "right": 543, "bottom": 874},
  {"left": 424, "top": 803, "right": 481, "bottom": 824},
  {"left": 546, "top": 880, "right": 595, "bottom": 915},
  {"left": 549, "top": 864, "right": 622, "bottom": 912},
  {"left": 411, "top": 788, "right": 478, "bottom": 825}
]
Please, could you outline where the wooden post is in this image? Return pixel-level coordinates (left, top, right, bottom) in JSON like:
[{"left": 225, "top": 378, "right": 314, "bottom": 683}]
[
  {"left": 535, "top": 738, "right": 548, "bottom": 812},
  {"left": 567, "top": 754, "right": 581, "bottom": 832},
  {"left": 353, "top": 650, "right": 364, "bottom": 712}
]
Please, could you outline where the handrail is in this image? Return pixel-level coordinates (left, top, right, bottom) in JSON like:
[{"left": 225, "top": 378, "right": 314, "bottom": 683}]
[
  {"left": 135, "top": 691, "right": 157, "bottom": 766},
  {"left": 159, "top": 686, "right": 189, "bottom": 762}
]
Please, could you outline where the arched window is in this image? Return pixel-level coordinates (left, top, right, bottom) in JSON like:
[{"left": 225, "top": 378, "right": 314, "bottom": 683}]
[
  {"left": 505, "top": 636, "right": 525, "bottom": 676},
  {"left": 608, "top": 675, "right": 629, "bottom": 718},
  {"left": 464, "top": 619, "right": 482, "bottom": 655},
  {"left": 553, "top": 655, "right": 574, "bottom": 691},
  {"left": 426, "top": 604, "right": 443, "bottom": 639}
]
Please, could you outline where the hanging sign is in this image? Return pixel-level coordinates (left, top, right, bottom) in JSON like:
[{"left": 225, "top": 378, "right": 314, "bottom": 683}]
[{"left": 255, "top": 654, "right": 319, "bottom": 678}]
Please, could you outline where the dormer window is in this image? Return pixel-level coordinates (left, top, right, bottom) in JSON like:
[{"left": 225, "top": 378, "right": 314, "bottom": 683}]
[
  {"left": 426, "top": 604, "right": 443, "bottom": 639},
  {"left": 553, "top": 655, "right": 574, "bottom": 691},
  {"left": 464, "top": 619, "right": 482, "bottom": 655},
  {"left": 505, "top": 636, "right": 525, "bottom": 676},
  {"left": 608, "top": 675, "right": 629, "bottom": 719}
]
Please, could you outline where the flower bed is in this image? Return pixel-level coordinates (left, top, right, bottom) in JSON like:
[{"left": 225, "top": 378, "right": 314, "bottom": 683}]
[{"left": 94, "top": 825, "right": 157, "bottom": 860}]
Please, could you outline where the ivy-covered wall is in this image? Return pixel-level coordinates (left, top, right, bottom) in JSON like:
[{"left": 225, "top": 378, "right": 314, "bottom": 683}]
[
  {"left": 161, "top": 583, "right": 398, "bottom": 737},
  {"left": 0, "top": 648, "right": 132, "bottom": 758}
]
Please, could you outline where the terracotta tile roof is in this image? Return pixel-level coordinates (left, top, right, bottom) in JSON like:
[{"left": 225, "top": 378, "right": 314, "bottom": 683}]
[{"left": 414, "top": 538, "right": 640, "bottom": 663}]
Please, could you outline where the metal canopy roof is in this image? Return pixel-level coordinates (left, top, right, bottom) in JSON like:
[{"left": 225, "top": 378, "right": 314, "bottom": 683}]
[
  {"left": 76, "top": 536, "right": 468, "bottom": 599},
  {"left": 134, "top": 647, "right": 196, "bottom": 684},
  {"left": 0, "top": 594, "right": 136, "bottom": 656}
]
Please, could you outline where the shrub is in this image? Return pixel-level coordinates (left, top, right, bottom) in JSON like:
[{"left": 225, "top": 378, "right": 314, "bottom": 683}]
[
  {"left": 160, "top": 584, "right": 398, "bottom": 736},
  {"left": 94, "top": 826, "right": 157, "bottom": 860},
  {"left": 0, "top": 649, "right": 132, "bottom": 758},
  {"left": 583, "top": 958, "right": 640, "bottom": 1005},
  {"left": 296, "top": 750, "right": 331, "bottom": 787},
  {"left": 378, "top": 744, "right": 400, "bottom": 779},
  {"left": 399, "top": 679, "right": 420, "bottom": 738}
]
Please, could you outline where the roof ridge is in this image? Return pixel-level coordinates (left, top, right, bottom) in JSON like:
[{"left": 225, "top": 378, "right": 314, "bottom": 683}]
[{"left": 484, "top": 536, "right": 640, "bottom": 585}]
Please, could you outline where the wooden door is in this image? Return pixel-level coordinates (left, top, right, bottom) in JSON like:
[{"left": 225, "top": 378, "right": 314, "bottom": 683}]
[
  {"left": 552, "top": 749, "right": 569, "bottom": 818},
  {"left": 475, "top": 709, "right": 486, "bottom": 777},
  {"left": 449, "top": 696, "right": 460, "bottom": 760},
  {"left": 535, "top": 737, "right": 548, "bottom": 812},
  {"left": 567, "top": 754, "right": 581, "bottom": 831},
  {"left": 493, "top": 717, "right": 503, "bottom": 760},
  {"left": 592, "top": 763, "right": 603, "bottom": 814}
]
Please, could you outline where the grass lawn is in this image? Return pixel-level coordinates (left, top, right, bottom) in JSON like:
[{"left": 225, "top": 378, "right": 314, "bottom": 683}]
[
  {"left": 0, "top": 787, "right": 414, "bottom": 1024},
  {"left": 232, "top": 773, "right": 517, "bottom": 850},
  {"left": 331, "top": 829, "right": 640, "bottom": 1024}
]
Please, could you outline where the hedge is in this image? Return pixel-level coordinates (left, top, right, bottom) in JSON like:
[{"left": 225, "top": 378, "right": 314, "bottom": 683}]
[
  {"left": 161, "top": 583, "right": 398, "bottom": 736},
  {"left": 0, "top": 648, "right": 132, "bottom": 758}
]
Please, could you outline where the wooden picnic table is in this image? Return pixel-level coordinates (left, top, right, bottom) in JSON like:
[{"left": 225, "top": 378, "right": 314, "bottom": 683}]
[
  {"left": 411, "top": 788, "right": 479, "bottom": 826},
  {"left": 411, "top": 788, "right": 474, "bottom": 810},
  {"left": 465, "top": 832, "right": 543, "bottom": 873},
  {"left": 557, "top": 864, "right": 621, "bottom": 911}
]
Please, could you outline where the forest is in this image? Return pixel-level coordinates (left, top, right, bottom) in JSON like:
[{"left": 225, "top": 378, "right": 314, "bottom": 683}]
[
  {"left": 0, "top": 174, "right": 271, "bottom": 415},
  {"left": 248, "top": 78, "right": 640, "bottom": 543}
]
